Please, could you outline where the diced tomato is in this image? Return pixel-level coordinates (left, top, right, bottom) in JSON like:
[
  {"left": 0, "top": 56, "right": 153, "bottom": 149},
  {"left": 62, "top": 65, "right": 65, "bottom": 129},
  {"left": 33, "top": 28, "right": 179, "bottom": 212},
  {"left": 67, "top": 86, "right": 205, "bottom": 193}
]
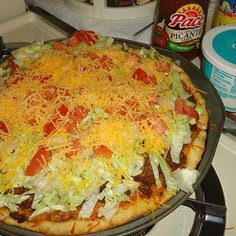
[
  {"left": 85, "top": 52, "right": 99, "bottom": 60},
  {"left": 27, "top": 90, "right": 47, "bottom": 105},
  {"left": 27, "top": 117, "right": 37, "bottom": 126},
  {"left": 50, "top": 104, "right": 69, "bottom": 124},
  {"left": 155, "top": 60, "right": 171, "bottom": 73},
  {"left": 65, "top": 139, "right": 83, "bottom": 158},
  {"left": 4, "top": 75, "right": 24, "bottom": 87},
  {"left": 93, "top": 145, "right": 113, "bottom": 158},
  {"left": 133, "top": 113, "right": 148, "bottom": 123},
  {"left": 67, "top": 36, "right": 80, "bottom": 47},
  {"left": 107, "top": 75, "right": 113, "bottom": 81},
  {"left": 7, "top": 58, "right": 18, "bottom": 75},
  {"left": 133, "top": 111, "right": 168, "bottom": 135},
  {"left": 65, "top": 105, "right": 88, "bottom": 134},
  {"left": 100, "top": 55, "right": 113, "bottom": 70},
  {"left": 32, "top": 74, "right": 52, "bottom": 83},
  {"left": 67, "top": 30, "right": 98, "bottom": 47},
  {"left": 117, "top": 106, "right": 128, "bottom": 116},
  {"left": 42, "top": 86, "right": 70, "bottom": 100},
  {"left": 69, "top": 105, "right": 89, "bottom": 122},
  {"left": 152, "top": 119, "right": 168, "bottom": 135},
  {"left": 52, "top": 41, "right": 67, "bottom": 50},
  {"left": 25, "top": 146, "right": 51, "bottom": 176},
  {"left": 0, "top": 121, "right": 9, "bottom": 134},
  {"left": 175, "top": 98, "right": 199, "bottom": 120},
  {"left": 126, "top": 98, "right": 139, "bottom": 109},
  {"left": 58, "top": 104, "right": 69, "bottom": 116},
  {"left": 65, "top": 119, "right": 77, "bottom": 134},
  {"left": 39, "top": 75, "right": 52, "bottom": 83},
  {"left": 43, "top": 104, "right": 69, "bottom": 136},
  {"left": 132, "top": 68, "right": 157, "bottom": 86},
  {"left": 24, "top": 94, "right": 40, "bottom": 125},
  {"left": 28, "top": 95, "right": 42, "bottom": 106},
  {"left": 42, "top": 86, "right": 58, "bottom": 100},
  {"left": 43, "top": 121, "right": 56, "bottom": 136},
  {"left": 130, "top": 50, "right": 142, "bottom": 63},
  {"left": 79, "top": 30, "right": 99, "bottom": 45}
]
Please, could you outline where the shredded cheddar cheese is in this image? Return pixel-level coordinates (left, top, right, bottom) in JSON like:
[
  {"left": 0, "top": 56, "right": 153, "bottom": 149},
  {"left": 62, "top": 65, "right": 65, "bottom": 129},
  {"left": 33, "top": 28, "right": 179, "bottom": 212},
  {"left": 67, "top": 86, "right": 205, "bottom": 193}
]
[{"left": 0, "top": 41, "right": 173, "bottom": 187}]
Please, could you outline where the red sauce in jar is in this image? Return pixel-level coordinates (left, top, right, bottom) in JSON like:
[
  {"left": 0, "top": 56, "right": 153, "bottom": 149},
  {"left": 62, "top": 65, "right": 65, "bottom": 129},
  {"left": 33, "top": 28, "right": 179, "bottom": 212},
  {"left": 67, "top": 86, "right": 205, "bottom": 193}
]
[{"left": 152, "top": 0, "right": 210, "bottom": 60}]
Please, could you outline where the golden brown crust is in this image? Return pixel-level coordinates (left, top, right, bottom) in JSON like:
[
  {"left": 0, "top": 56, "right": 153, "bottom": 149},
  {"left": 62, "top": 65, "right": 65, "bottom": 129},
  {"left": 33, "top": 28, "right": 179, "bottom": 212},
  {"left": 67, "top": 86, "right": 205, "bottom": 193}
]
[
  {"left": 0, "top": 191, "right": 173, "bottom": 235},
  {"left": 185, "top": 130, "right": 207, "bottom": 170},
  {"left": 178, "top": 69, "right": 208, "bottom": 169}
]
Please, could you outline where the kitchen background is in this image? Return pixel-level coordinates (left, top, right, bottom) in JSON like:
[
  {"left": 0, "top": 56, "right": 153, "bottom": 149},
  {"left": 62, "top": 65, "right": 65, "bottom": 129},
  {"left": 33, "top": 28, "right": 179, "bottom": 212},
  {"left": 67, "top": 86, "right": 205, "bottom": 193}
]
[{"left": 26, "top": 0, "right": 217, "bottom": 45}]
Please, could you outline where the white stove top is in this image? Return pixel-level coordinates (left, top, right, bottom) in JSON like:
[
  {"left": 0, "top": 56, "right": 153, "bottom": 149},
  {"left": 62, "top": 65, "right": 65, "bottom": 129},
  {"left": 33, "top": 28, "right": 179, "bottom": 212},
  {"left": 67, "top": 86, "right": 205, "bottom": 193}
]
[
  {"left": 0, "top": 2, "right": 68, "bottom": 44},
  {"left": 0, "top": 1, "right": 235, "bottom": 235},
  {"left": 0, "top": 11, "right": 67, "bottom": 43},
  {"left": 148, "top": 133, "right": 236, "bottom": 236}
]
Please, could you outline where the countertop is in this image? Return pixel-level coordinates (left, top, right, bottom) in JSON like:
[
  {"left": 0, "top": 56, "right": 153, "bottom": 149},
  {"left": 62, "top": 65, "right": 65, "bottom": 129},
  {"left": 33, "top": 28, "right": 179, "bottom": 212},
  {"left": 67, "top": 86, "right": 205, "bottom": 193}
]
[{"left": 28, "top": 0, "right": 217, "bottom": 45}]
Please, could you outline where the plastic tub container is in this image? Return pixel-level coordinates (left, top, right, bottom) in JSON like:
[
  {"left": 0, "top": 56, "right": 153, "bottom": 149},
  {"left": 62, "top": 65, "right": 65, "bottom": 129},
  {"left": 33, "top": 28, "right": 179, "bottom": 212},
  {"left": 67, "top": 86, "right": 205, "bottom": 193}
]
[{"left": 201, "top": 25, "right": 236, "bottom": 112}]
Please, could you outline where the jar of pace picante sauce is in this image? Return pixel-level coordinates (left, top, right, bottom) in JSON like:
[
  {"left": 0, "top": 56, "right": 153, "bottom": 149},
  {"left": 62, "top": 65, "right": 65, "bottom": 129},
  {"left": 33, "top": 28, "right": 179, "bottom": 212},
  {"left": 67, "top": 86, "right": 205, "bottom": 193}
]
[{"left": 152, "top": 0, "right": 210, "bottom": 60}]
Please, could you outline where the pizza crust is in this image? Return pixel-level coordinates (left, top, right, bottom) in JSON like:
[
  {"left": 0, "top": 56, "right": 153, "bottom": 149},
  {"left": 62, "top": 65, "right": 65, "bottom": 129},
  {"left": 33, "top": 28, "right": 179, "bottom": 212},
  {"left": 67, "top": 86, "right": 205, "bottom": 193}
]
[
  {"left": 176, "top": 70, "right": 208, "bottom": 170},
  {"left": 0, "top": 191, "right": 174, "bottom": 235},
  {"left": 185, "top": 130, "right": 207, "bottom": 170}
]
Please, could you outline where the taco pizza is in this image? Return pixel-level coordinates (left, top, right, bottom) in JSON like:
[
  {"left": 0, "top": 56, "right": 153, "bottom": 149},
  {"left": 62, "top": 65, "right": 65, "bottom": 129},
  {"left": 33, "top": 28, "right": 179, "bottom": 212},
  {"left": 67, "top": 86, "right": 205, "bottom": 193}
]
[{"left": 0, "top": 30, "right": 208, "bottom": 235}]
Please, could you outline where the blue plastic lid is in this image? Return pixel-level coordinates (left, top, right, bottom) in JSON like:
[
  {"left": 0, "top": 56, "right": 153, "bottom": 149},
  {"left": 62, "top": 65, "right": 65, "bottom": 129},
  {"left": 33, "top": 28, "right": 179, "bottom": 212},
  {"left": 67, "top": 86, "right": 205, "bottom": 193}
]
[
  {"left": 201, "top": 25, "right": 236, "bottom": 75},
  {"left": 213, "top": 29, "right": 236, "bottom": 64}
]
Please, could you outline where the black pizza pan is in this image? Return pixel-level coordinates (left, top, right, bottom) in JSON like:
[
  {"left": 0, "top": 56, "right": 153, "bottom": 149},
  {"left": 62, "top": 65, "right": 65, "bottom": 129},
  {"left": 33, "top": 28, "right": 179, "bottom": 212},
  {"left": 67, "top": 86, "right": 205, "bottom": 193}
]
[{"left": 0, "top": 39, "right": 225, "bottom": 236}]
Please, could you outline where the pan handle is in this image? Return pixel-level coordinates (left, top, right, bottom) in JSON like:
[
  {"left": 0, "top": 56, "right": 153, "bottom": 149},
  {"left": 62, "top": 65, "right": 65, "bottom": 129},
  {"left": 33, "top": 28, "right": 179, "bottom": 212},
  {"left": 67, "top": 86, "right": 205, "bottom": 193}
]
[{"left": 183, "top": 198, "right": 226, "bottom": 218}]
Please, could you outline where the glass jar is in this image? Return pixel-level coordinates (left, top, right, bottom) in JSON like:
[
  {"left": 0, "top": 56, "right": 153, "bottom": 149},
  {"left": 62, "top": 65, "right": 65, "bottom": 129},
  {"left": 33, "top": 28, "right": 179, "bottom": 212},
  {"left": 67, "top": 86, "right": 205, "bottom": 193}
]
[{"left": 152, "top": 0, "right": 210, "bottom": 60}]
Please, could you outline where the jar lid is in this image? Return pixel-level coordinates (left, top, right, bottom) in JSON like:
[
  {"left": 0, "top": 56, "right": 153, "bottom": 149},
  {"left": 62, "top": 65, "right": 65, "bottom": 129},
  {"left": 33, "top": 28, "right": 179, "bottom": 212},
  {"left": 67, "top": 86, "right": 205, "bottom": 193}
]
[{"left": 201, "top": 25, "right": 236, "bottom": 75}]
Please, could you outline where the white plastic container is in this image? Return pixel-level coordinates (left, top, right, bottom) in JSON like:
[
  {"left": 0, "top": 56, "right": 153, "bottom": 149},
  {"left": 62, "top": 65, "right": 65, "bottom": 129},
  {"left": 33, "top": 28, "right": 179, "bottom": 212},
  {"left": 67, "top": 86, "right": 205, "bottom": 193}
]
[
  {"left": 64, "top": 0, "right": 156, "bottom": 20},
  {"left": 201, "top": 25, "right": 236, "bottom": 112}
]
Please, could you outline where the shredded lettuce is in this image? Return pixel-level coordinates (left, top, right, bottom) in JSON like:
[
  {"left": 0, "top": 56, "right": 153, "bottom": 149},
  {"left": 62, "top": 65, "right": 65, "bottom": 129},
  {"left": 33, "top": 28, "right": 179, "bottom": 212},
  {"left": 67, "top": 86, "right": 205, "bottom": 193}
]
[
  {"left": 11, "top": 41, "right": 51, "bottom": 66},
  {"left": 172, "top": 71, "right": 190, "bottom": 99},
  {"left": 137, "top": 47, "right": 160, "bottom": 59},
  {"left": 195, "top": 104, "right": 204, "bottom": 116},
  {"left": 0, "top": 67, "right": 10, "bottom": 85},
  {"left": 170, "top": 121, "right": 191, "bottom": 164},
  {"left": 80, "top": 107, "right": 109, "bottom": 125},
  {"left": 79, "top": 190, "right": 99, "bottom": 218},
  {"left": 95, "top": 36, "right": 114, "bottom": 49},
  {"left": 148, "top": 153, "right": 177, "bottom": 194},
  {"left": 157, "top": 155, "right": 177, "bottom": 194},
  {"left": 112, "top": 154, "right": 144, "bottom": 178},
  {"left": 98, "top": 203, "right": 119, "bottom": 221},
  {"left": 25, "top": 156, "right": 140, "bottom": 219},
  {"left": 97, "top": 181, "right": 132, "bottom": 220},
  {"left": 149, "top": 154, "right": 162, "bottom": 187},
  {"left": 173, "top": 168, "right": 199, "bottom": 193},
  {"left": 0, "top": 193, "right": 30, "bottom": 211}
]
